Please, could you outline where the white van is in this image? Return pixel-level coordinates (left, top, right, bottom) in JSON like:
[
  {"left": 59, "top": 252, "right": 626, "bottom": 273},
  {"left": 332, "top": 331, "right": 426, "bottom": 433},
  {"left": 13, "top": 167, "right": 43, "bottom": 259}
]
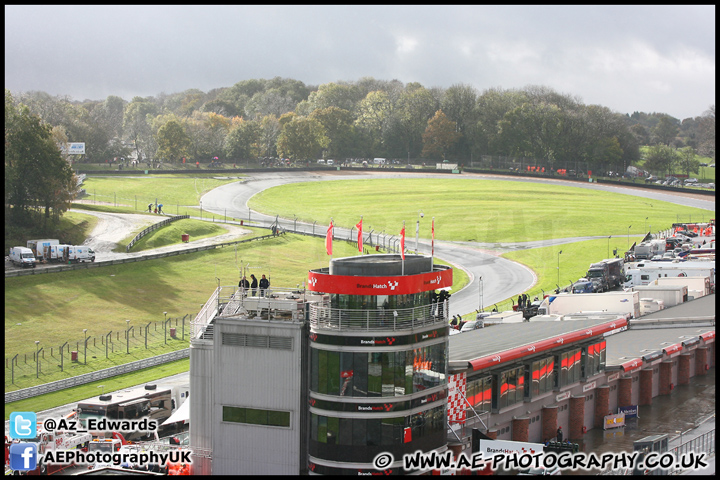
[
  {"left": 317, "top": 159, "right": 325, "bottom": 164},
  {"left": 373, "top": 158, "right": 386, "bottom": 165},
  {"left": 326, "top": 159, "right": 334, "bottom": 165},
  {"left": 9, "top": 246, "right": 36, "bottom": 268}
]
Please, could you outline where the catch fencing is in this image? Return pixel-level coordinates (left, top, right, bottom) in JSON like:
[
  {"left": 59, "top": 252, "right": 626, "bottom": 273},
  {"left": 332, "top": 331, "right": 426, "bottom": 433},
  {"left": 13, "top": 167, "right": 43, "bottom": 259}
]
[
  {"left": 127, "top": 215, "right": 189, "bottom": 252},
  {"left": 5, "top": 348, "right": 189, "bottom": 404}
]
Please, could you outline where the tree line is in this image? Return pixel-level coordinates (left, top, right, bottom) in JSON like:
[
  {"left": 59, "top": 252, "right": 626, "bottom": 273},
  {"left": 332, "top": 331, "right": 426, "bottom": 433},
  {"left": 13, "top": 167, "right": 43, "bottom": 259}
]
[{"left": 6, "top": 77, "right": 714, "bottom": 174}]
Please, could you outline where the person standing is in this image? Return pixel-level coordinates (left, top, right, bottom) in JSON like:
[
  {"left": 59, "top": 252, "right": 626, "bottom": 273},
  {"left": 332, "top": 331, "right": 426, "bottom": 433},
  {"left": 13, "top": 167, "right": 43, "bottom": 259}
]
[
  {"left": 239, "top": 276, "right": 250, "bottom": 295},
  {"left": 250, "top": 274, "right": 258, "bottom": 296},
  {"left": 158, "top": 204, "right": 163, "bottom": 214},
  {"left": 556, "top": 426, "right": 563, "bottom": 442},
  {"left": 148, "top": 203, "right": 153, "bottom": 213},
  {"left": 259, "top": 274, "right": 270, "bottom": 297}
]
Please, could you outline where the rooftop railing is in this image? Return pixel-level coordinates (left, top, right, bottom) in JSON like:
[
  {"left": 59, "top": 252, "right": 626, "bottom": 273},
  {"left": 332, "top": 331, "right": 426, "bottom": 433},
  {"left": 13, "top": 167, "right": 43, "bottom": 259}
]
[{"left": 309, "top": 301, "right": 449, "bottom": 331}]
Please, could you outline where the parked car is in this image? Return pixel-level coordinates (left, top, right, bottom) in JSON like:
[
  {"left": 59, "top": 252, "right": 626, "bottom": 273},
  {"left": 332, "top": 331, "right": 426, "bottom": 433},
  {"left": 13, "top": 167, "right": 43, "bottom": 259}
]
[{"left": 699, "top": 163, "right": 708, "bottom": 167}]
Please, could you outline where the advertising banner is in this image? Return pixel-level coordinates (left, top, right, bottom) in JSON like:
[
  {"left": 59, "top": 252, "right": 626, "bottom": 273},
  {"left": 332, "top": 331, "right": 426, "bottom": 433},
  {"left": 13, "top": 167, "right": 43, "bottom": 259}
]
[
  {"left": 67, "top": 142, "right": 85, "bottom": 154},
  {"left": 478, "top": 439, "right": 544, "bottom": 459},
  {"left": 308, "top": 268, "right": 452, "bottom": 295},
  {"left": 603, "top": 412, "right": 626, "bottom": 430},
  {"left": 618, "top": 405, "right": 639, "bottom": 419}
]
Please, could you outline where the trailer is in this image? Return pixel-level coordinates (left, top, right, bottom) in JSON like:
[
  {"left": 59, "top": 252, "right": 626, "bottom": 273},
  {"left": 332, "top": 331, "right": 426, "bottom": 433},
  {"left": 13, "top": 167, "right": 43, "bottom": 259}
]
[
  {"left": 26, "top": 239, "right": 59, "bottom": 262},
  {"left": 482, "top": 310, "right": 524, "bottom": 326},
  {"left": 623, "top": 261, "right": 715, "bottom": 289},
  {"left": 652, "top": 276, "right": 712, "bottom": 299},
  {"left": 632, "top": 284, "right": 688, "bottom": 307},
  {"left": 9, "top": 246, "right": 36, "bottom": 268},
  {"left": 536, "top": 291, "right": 640, "bottom": 318}
]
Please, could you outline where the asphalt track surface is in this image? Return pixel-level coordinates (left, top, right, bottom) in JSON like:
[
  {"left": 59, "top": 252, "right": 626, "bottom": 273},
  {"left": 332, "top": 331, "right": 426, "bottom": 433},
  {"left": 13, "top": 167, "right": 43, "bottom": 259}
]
[{"left": 199, "top": 170, "right": 715, "bottom": 318}]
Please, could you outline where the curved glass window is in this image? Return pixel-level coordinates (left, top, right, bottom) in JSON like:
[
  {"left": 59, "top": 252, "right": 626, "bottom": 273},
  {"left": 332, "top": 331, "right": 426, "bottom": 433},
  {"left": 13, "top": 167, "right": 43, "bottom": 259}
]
[
  {"left": 309, "top": 405, "right": 446, "bottom": 462},
  {"left": 310, "top": 346, "right": 446, "bottom": 398},
  {"left": 331, "top": 292, "right": 430, "bottom": 310}
]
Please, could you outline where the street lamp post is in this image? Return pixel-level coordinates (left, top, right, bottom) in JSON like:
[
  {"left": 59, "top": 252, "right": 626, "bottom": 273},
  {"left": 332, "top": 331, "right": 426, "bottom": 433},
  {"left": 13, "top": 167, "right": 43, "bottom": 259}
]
[
  {"left": 145, "top": 322, "right": 151, "bottom": 349},
  {"left": 416, "top": 211, "right": 424, "bottom": 253},
  {"left": 83, "top": 329, "right": 89, "bottom": 365},
  {"left": 35, "top": 341, "right": 40, "bottom": 379},
  {"left": 478, "top": 276, "right": 484, "bottom": 312},
  {"left": 557, "top": 250, "right": 563, "bottom": 285}
]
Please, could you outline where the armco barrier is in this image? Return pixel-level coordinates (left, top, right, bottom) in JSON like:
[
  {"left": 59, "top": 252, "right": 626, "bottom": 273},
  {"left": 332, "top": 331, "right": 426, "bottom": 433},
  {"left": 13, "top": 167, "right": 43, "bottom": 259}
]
[
  {"left": 5, "top": 231, "right": 276, "bottom": 278},
  {"left": 4, "top": 348, "right": 189, "bottom": 404},
  {"left": 127, "top": 215, "right": 189, "bottom": 252}
]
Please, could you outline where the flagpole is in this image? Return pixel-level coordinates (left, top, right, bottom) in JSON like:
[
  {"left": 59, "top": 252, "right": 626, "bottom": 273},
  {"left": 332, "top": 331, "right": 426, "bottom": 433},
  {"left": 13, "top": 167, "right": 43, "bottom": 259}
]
[
  {"left": 401, "top": 220, "right": 405, "bottom": 276},
  {"left": 431, "top": 217, "right": 435, "bottom": 269}
]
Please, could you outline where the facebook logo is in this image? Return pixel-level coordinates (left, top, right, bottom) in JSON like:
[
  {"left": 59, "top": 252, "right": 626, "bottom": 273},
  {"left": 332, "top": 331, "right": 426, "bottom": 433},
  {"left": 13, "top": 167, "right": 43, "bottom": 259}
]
[
  {"left": 9, "top": 412, "right": 36, "bottom": 439},
  {"left": 9, "top": 443, "right": 38, "bottom": 471}
]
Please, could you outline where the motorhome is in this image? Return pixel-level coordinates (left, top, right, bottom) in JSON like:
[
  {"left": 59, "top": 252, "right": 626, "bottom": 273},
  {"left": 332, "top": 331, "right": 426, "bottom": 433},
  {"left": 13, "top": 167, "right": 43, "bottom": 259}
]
[{"left": 623, "top": 261, "right": 715, "bottom": 289}]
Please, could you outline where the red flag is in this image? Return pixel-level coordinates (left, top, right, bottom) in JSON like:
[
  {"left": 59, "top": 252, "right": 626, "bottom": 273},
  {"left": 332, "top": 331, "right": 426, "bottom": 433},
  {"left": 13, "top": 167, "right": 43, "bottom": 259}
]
[
  {"left": 355, "top": 218, "right": 363, "bottom": 252},
  {"left": 400, "top": 224, "right": 406, "bottom": 260},
  {"left": 325, "top": 221, "right": 333, "bottom": 256},
  {"left": 431, "top": 218, "right": 435, "bottom": 257}
]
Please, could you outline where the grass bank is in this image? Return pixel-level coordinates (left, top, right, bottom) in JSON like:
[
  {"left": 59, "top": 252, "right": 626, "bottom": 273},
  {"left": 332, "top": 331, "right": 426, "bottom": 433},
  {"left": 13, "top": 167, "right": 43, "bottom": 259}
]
[{"left": 248, "top": 178, "right": 710, "bottom": 243}]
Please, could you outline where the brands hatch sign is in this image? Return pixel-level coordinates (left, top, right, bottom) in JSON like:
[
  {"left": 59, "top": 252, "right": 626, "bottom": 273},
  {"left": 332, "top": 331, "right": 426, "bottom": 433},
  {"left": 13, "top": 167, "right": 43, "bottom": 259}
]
[{"left": 308, "top": 269, "right": 452, "bottom": 295}]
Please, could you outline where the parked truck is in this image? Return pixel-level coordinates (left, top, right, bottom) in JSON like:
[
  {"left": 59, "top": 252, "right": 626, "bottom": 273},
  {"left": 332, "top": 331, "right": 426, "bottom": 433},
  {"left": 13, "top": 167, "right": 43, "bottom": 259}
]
[
  {"left": 9, "top": 246, "right": 36, "bottom": 268},
  {"left": 632, "top": 284, "right": 688, "bottom": 307},
  {"left": 482, "top": 310, "right": 524, "bottom": 326},
  {"left": 65, "top": 245, "right": 96, "bottom": 263},
  {"left": 26, "top": 238, "right": 59, "bottom": 262},
  {"left": 623, "top": 261, "right": 715, "bottom": 289},
  {"left": 585, "top": 258, "right": 624, "bottom": 292},
  {"left": 44, "top": 244, "right": 72, "bottom": 262},
  {"left": 634, "top": 239, "right": 666, "bottom": 260},
  {"left": 586, "top": 262, "right": 609, "bottom": 292},
  {"left": 536, "top": 291, "right": 640, "bottom": 318},
  {"left": 652, "top": 276, "right": 712, "bottom": 299}
]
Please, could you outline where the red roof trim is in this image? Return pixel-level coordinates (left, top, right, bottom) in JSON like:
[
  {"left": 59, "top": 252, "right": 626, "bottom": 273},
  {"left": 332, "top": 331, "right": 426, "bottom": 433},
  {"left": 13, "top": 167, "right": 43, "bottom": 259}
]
[
  {"left": 469, "top": 318, "right": 627, "bottom": 372},
  {"left": 662, "top": 343, "right": 684, "bottom": 355},
  {"left": 700, "top": 331, "right": 715, "bottom": 343},
  {"left": 620, "top": 358, "right": 643, "bottom": 373}
]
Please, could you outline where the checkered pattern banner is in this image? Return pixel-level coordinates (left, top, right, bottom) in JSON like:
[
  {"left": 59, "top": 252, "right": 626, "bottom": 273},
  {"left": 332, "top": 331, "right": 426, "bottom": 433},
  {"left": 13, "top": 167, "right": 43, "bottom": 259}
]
[{"left": 447, "top": 372, "right": 467, "bottom": 424}]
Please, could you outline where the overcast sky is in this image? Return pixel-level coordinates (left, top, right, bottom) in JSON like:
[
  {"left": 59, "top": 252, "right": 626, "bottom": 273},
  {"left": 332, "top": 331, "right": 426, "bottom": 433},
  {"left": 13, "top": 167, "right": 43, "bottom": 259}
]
[{"left": 5, "top": 5, "right": 715, "bottom": 119}]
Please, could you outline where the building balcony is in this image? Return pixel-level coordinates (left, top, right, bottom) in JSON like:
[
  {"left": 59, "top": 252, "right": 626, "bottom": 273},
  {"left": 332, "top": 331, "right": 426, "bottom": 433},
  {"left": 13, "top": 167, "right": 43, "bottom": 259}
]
[{"left": 309, "top": 301, "right": 449, "bottom": 332}]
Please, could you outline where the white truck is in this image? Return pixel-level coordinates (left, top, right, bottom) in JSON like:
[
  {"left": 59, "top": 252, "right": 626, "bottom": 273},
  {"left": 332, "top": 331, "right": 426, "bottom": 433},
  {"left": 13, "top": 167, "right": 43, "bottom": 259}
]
[
  {"left": 623, "top": 261, "right": 715, "bottom": 289},
  {"left": 634, "top": 239, "right": 666, "bottom": 260},
  {"left": 482, "top": 310, "right": 524, "bottom": 326},
  {"left": 66, "top": 245, "right": 96, "bottom": 263},
  {"left": 9, "top": 246, "right": 36, "bottom": 268},
  {"left": 44, "top": 244, "right": 72, "bottom": 262},
  {"left": 27, "top": 238, "right": 59, "bottom": 262},
  {"left": 652, "top": 276, "right": 712, "bottom": 299},
  {"left": 632, "top": 284, "right": 688, "bottom": 307},
  {"left": 536, "top": 291, "right": 640, "bottom": 318}
]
